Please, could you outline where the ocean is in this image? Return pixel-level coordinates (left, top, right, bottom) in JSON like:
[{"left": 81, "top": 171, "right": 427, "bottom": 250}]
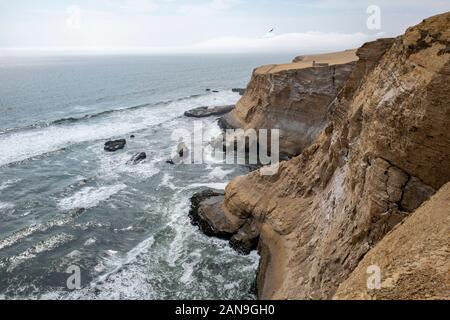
[{"left": 0, "top": 54, "right": 292, "bottom": 299}]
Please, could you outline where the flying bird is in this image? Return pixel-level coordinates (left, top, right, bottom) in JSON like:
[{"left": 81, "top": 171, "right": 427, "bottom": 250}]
[{"left": 268, "top": 28, "right": 274, "bottom": 33}]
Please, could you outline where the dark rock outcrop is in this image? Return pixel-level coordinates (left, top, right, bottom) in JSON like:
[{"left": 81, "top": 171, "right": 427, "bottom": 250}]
[
  {"left": 191, "top": 12, "right": 450, "bottom": 300},
  {"left": 188, "top": 189, "right": 258, "bottom": 254},
  {"left": 232, "top": 88, "right": 246, "bottom": 95},
  {"left": 104, "top": 139, "right": 126, "bottom": 152},
  {"left": 184, "top": 105, "right": 235, "bottom": 118},
  {"left": 127, "top": 152, "right": 146, "bottom": 165},
  {"left": 219, "top": 14, "right": 449, "bottom": 299},
  {"left": 189, "top": 189, "right": 235, "bottom": 239}
]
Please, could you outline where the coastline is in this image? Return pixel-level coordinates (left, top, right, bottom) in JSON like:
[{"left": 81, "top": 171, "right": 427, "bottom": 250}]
[{"left": 188, "top": 12, "right": 450, "bottom": 300}]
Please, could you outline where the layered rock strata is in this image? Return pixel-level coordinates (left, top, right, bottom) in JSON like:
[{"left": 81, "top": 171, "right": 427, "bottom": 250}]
[
  {"left": 334, "top": 182, "right": 450, "bottom": 300},
  {"left": 219, "top": 51, "right": 358, "bottom": 157},
  {"left": 192, "top": 13, "right": 450, "bottom": 300}
]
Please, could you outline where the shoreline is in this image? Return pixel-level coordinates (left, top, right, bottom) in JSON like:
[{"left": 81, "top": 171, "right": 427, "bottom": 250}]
[{"left": 188, "top": 12, "right": 450, "bottom": 300}]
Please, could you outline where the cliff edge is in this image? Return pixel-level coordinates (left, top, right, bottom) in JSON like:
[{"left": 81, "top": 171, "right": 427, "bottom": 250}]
[
  {"left": 219, "top": 50, "right": 358, "bottom": 157},
  {"left": 194, "top": 12, "right": 450, "bottom": 300}
]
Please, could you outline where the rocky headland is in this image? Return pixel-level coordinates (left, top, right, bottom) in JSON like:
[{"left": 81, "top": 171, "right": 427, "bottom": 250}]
[
  {"left": 190, "top": 12, "right": 450, "bottom": 300},
  {"left": 219, "top": 49, "right": 358, "bottom": 157}
]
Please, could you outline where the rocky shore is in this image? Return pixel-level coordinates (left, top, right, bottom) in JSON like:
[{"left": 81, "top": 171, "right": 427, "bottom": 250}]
[
  {"left": 189, "top": 12, "right": 450, "bottom": 300},
  {"left": 219, "top": 50, "right": 357, "bottom": 157}
]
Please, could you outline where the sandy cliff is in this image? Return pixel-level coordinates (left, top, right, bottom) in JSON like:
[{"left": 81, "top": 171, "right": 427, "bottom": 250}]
[
  {"left": 333, "top": 182, "right": 450, "bottom": 300},
  {"left": 192, "top": 12, "right": 450, "bottom": 300},
  {"left": 219, "top": 50, "right": 358, "bottom": 157}
]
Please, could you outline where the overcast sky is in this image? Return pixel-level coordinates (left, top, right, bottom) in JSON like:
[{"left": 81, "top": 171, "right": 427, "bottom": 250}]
[{"left": 0, "top": 0, "right": 449, "bottom": 54}]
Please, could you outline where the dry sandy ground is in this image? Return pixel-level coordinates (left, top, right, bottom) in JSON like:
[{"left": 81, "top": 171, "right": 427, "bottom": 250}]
[{"left": 256, "top": 49, "right": 358, "bottom": 74}]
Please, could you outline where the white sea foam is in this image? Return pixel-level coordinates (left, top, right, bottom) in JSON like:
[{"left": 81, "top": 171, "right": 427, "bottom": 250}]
[
  {"left": 180, "top": 249, "right": 202, "bottom": 284},
  {"left": 41, "top": 235, "right": 156, "bottom": 300},
  {"left": 207, "top": 167, "right": 234, "bottom": 180},
  {"left": 0, "top": 91, "right": 240, "bottom": 167},
  {"left": 188, "top": 182, "right": 228, "bottom": 190},
  {"left": 84, "top": 238, "right": 97, "bottom": 247},
  {"left": 160, "top": 173, "right": 178, "bottom": 190},
  {"left": 166, "top": 197, "right": 191, "bottom": 267},
  {"left": 0, "top": 202, "right": 14, "bottom": 211},
  {"left": 0, "top": 179, "right": 20, "bottom": 191},
  {"left": 5, "top": 233, "right": 74, "bottom": 271},
  {"left": 57, "top": 184, "right": 127, "bottom": 210},
  {"left": 0, "top": 209, "right": 87, "bottom": 251},
  {"left": 96, "top": 151, "right": 160, "bottom": 180}
]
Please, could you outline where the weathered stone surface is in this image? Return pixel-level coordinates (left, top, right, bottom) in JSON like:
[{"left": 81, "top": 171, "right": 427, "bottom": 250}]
[
  {"left": 230, "top": 221, "right": 260, "bottom": 255},
  {"left": 189, "top": 189, "right": 260, "bottom": 254},
  {"left": 189, "top": 189, "right": 244, "bottom": 239},
  {"left": 400, "top": 177, "right": 436, "bottom": 212},
  {"left": 104, "top": 139, "right": 126, "bottom": 152},
  {"left": 184, "top": 105, "right": 235, "bottom": 118},
  {"left": 127, "top": 152, "right": 146, "bottom": 165},
  {"left": 232, "top": 88, "right": 246, "bottom": 95},
  {"left": 334, "top": 182, "right": 450, "bottom": 300},
  {"left": 219, "top": 53, "right": 357, "bottom": 157},
  {"left": 207, "top": 13, "right": 450, "bottom": 300}
]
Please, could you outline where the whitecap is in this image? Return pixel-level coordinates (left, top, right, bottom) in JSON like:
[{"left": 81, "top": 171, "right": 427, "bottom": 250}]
[
  {"left": 160, "top": 173, "right": 178, "bottom": 190},
  {"left": 188, "top": 182, "right": 228, "bottom": 190},
  {"left": 0, "top": 202, "right": 14, "bottom": 211},
  {"left": 0, "top": 179, "right": 20, "bottom": 191},
  {"left": 84, "top": 238, "right": 97, "bottom": 247},
  {"left": 57, "top": 184, "right": 127, "bottom": 210},
  {"left": 5, "top": 233, "right": 74, "bottom": 271},
  {"left": 207, "top": 167, "right": 234, "bottom": 180},
  {"left": 0, "top": 91, "right": 240, "bottom": 167}
]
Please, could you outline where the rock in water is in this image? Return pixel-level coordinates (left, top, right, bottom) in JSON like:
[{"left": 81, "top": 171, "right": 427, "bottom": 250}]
[
  {"left": 127, "top": 152, "right": 146, "bottom": 165},
  {"left": 207, "top": 13, "right": 450, "bottom": 300},
  {"left": 104, "top": 139, "right": 126, "bottom": 152},
  {"left": 184, "top": 105, "right": 235, "bottom": 118},
  {"left": 189, "top": 189, "right": 234, "bottom": 238},
  {"left": 189, "top": 189, "right": 259, "bottom": 254},
  {"left": 232, "top": 88, "right": 246, "bottom": 95}
]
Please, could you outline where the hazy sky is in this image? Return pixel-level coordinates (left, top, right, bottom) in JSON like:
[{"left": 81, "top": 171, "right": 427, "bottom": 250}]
[{"left": 1, "top": 0, "right": 449, "bottom": 54}]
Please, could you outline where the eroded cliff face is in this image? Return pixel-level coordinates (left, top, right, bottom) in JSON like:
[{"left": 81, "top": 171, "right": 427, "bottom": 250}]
[
  {"left": 220, "top": 13, "right": 450, "bottom": 299},
  {"left": 220, "top": 52, "right": 357, "bottom": 157},
  {"left": 333, "top": 182, "right": 450, "bottom": 300}
]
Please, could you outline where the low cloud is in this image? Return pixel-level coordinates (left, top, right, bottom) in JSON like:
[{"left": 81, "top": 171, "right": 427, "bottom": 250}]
[
  {"left": 1, "top": 31, "right": 381, "bottom": 55},
  {"left": 159, "top": 31, "right": 379, "bottom": 54},
  {"left": 180, "top": 0, "right": 238, "bottom": 16}
]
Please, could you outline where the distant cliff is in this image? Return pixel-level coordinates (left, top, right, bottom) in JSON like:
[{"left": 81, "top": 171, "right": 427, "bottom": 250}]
[
  {"left": 219, "top": 50, "right": 357, "bottom": 157},
  {"left": 193, "top": 12, "right": 450, "bottom": 300}
]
